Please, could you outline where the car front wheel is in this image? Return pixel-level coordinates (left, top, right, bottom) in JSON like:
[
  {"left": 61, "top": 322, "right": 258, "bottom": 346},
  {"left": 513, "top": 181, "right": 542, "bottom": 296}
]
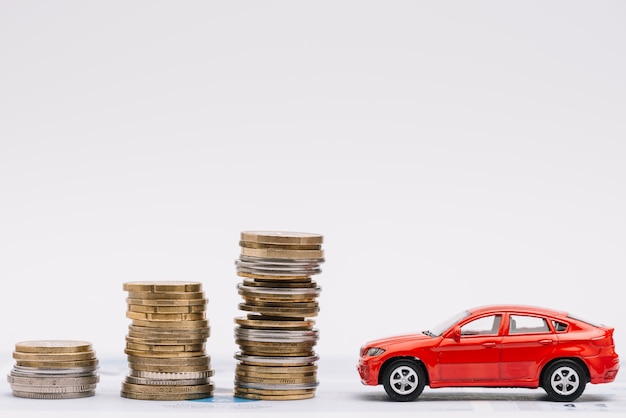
[
  {"left": 542, "top": 360, "right": 586, "bottom": 402},
  {"left": 382, "top": 359, "right": 426, "bottom": 402}
]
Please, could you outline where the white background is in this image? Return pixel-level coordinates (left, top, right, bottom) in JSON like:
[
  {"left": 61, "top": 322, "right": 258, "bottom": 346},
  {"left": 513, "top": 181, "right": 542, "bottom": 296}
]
[{"left": 1, "top": 0, "right": 625, "bottom": 390}]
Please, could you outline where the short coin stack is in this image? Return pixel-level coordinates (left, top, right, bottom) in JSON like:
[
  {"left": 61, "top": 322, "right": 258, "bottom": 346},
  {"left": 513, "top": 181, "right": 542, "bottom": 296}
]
[
  {"left": 122, "top": 281, "right": 214, "bottom": 400},
  {"left": 234, "top": 231, "right": 324, "bottom": 400},
  {"left": 7, "top": 340, "right": 99, "bottom": 399}
]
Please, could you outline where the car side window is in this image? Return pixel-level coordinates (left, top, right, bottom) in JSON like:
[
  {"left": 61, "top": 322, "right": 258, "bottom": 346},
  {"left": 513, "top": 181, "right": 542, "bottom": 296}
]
[
  {"left": 460, "top": 315, "right": 501, "bottom": 336},
  {"left": 552, "top": 320, "right": 568, "bottom": 332},
  {"left": 509, "top": 315, "right": 550, "bottom": 334}
]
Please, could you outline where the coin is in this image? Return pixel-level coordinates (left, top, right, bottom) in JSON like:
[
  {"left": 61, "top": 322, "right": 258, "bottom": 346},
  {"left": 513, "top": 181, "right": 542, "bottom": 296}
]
[
  {"left": 7, "top": 375, "right": 100, "bottom": 386},
  {"left": 124, "top": 375, "right": 212, "bottom": 386},
  {"left": 126, "top": 354, "right": 211, "bottom": 366},
  {"left": 15, "top": 340, "right": 92, "bottom": 354},
  {"left": 234, "top": 352, "right": 318, "bottom": 366},
  {"left": 240, "top": 231, "right": 323, "bottom": 245},
  {"left": 130, "top": 319, "right": 209, "bottom": 329},
  {"left": 120, "top": 391, "right": 212, "bottom": 401},
  {"left": 126, "top": 311, "right": 206, "bottom": 321},
  {"left": 127, "top": 291, "right": 205, "bottom": 300},
  {"left": 12, "top": 390, "right": 95, "bottom": 399},
  {"left": 126, "top": 297, "right": 208, "bottom": 307},
  {"left": 239, "top": 241, "right": 322, "bottom": 250},
  {"left": 128, "top": 363, "right": 213, "bottom": 373},
  {"left": 235, "top": 316, "right": 315, "bottom": 330},
  {"left": 10, "top": 383, "right": 99, "bottom": 394},
  {"left": 129, "top": 370, "right": 214, "bottom": 380},
  {"left": 12, "top": 351, "right": 96, "bottom": 362},
  {"left": 15, "top": 359, "right": 99, "bottom": 369},
  {"left": 127, "top": 304, "right": 206, "bottom": 314},
  {"left": 121, "top": 381, "right": 214, "bottom": 394},
  {"left": 123, "top": 281, "right": 203, "bottom": 293}
]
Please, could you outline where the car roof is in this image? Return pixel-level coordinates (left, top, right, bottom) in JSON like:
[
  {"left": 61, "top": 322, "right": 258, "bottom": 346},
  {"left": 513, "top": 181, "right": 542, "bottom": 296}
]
[{"left": 468, "top": 304, "right": 568, "bottom": 318}]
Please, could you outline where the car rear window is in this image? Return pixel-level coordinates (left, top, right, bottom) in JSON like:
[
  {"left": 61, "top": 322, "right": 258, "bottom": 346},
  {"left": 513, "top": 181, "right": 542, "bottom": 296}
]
[{"left": 567, "top": 314, "right": 603, "bottom": 328}]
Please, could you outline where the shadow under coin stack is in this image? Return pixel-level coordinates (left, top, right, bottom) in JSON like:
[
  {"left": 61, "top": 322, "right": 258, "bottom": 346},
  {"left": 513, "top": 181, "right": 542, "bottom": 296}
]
[
  {"left": 7, "top": 340, "right": 99, "bottom": 399},
  {"left": 121, "top": 281, "right": 214, "bottom": 400},
  {"left": 233, "top": 231, "right": 324, "bottom": 400}
]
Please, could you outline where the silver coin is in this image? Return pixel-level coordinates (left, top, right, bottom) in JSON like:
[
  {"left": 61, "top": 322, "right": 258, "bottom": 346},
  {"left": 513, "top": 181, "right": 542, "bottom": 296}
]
[
  {"left": 129, "top": 369, "right": 214, "bottom": 380},
  {"left": 234, "top": 352, "right": 318, "bottom": 366},
  {"left": 236, "top": 261, "right": 322, "bottom": 273},
  {"left": 12, "top": 390, "right": 96, "bottom": 399},
  {"left": 10, "top": 366, "right": 98, "bottom": 376},
  {"left": 7, "top": 374, "right": 100, "bottom": 386},
  {"left": 9, "top": 383, "right": 98, "bottom": 393},
  {"left": 237, "top": 284, "right": 321, "bottom": 296},
  {"left": 235, "top": 329, "right": 319, "bottom": 343},
  {"left": 236, "top": 267, "right": 314, "bottom": 277},
  {"left": 124, "top": 375, "right": 212, "bottom": 386}
]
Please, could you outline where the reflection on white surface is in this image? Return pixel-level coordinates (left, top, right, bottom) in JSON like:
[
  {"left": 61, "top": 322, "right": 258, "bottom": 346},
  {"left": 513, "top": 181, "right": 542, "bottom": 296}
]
[{"left": 1, "top": 357, "right": 625, "bottom": 417}]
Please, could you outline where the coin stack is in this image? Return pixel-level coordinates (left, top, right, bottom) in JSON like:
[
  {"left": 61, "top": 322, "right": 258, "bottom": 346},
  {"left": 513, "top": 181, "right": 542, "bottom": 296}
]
[
  {"left": 233, "top": 231, "right": 324, "bottom": 400},
  {"left": 121, "top": 281, "right": 214, "bottom": 400},
  {"left": 7, "top": 340, "right": 99, "bottom": 399}
]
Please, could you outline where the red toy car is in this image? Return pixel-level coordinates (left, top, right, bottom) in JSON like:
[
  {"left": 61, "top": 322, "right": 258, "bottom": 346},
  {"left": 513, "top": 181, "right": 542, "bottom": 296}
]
[{"left": 357, "top": 305, "right": 619, "bottom": 402}]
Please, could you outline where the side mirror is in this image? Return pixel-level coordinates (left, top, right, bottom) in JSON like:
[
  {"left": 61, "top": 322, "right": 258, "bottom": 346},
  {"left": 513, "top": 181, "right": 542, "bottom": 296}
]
[{"left": 451, "top": 326, "right": 461, "bottom": 342}]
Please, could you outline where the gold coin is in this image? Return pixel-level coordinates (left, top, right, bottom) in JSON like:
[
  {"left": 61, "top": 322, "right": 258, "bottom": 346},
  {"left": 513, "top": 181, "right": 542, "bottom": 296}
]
[
  {"left": 124, "top": 348, "right": 205, "bottom": 358},
  {"left": 235, "top": 316, "right": 315, "bottom": 330},
  {"left": 123, "top": 281, "right": 203, "bottom": 293},
  {"left": 127, "top": 304, "right": 205, "bottom": 314},
  {"left": 238, "top": 303, "right": 319, "bottom": 317},
  {"left": 240, "top": 247, "right": 324, "bottom": 260},
  {"left": 240, "top": 300, "right": 318, "bottom": 309},
  {"left": 239, "top": 241, "right": 321, "bottom": 250},
  {"left": 236, "top": 364, "right": 317, "bottom": 374},
  {"left": 12, "top": 351, "right": 96, "bottom": 362},
  {"left": 126, "top": 341, "right": 205, "bottom": 352},
  {"left": 128, "top": 324, "right": 209, "bottom": 336},
  {"left": 121, "top": 390, "right": 213, "bottom": 401},
  {"left": 233, "top": 389, "right": 315, "bottom": 400},
  {"left": 126, "top": 291, "right": 205, "bottom": 300},
  {"left": 126, "top": 311, "right": 206, "bottom": 321},
  {"left": 235, "top": 370, "right": 317, "bottom": 380},
  {"left": 130, "top": 319, "right": 208, "bottom": 329},
  {"left": 128, "top": 363, "right": 213, "bottom": 373},
  {"left": 240, "top": 231, "right": 323, "bottom": 245},
  {"left": 15, "top": 359, "right": 99, "bottom": 369},
  {"left": 126, "top": 297, "right": 207, "bottom": 307},
  {"left": 14, "top": 340, "right": 92, "bottom": 354},
  {"left": 126, "top": 354, "right": 210, "bottom": 366},
  {"left": 125, "top": 336, "right": 207, "bottom": 346},
  {"left": 121, "top": 381, "right": 214, "bottom": 394}
]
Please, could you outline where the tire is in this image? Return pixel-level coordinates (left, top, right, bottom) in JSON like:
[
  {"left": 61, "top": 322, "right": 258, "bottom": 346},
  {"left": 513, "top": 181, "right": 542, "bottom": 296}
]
[
  {"left": 542, "top": 360, "right": 587, "bottom": 402},
  {"left": 382, "top": 359, "right": 426, "bottom": 402}
]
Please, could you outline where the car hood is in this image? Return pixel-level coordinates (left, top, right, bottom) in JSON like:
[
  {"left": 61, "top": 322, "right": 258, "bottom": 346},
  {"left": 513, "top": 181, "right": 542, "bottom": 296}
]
[{"left": 365, "top": 332, "right": 434, "bottom": 349}]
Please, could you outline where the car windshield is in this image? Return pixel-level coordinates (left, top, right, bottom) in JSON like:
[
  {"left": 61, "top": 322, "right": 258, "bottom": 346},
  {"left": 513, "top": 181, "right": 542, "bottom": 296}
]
[
  {"left": 427, "top": 310, "right": 471, "bottom": 336},
  {"left": 568, "top": 313, "right": 604, "bottom": 328}
]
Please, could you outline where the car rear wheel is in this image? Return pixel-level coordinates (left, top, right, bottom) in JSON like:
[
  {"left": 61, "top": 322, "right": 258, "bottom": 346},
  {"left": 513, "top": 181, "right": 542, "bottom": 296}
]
[
  {"left": 542, "top": 360, "right": 586, "bottom": 402},
  {"left": 382, "top": 359, "right": 426, "bottom": 402}
]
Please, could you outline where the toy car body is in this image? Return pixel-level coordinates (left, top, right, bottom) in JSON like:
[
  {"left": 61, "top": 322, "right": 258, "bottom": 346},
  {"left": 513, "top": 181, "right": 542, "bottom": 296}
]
[{"left": 357, "top": 305, "right": 619, "bottom": 402}]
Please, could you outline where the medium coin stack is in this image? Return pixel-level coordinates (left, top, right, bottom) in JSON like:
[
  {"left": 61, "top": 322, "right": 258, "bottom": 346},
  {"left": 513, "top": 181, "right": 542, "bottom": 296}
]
[
  {"left": 7, "top": 340, "right": 99, "bottom": 399},
  {"left": 234, "top": 231, "right": 324, "bottom": 400},
  {"left": 122, "top": 281, "right": 214, "bottom": 400}
]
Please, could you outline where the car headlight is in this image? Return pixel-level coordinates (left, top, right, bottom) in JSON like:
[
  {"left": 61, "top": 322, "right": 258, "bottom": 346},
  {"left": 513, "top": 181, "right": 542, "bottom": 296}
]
[{"left": 365, "top": 347, "right": 385, "bottom": 357}]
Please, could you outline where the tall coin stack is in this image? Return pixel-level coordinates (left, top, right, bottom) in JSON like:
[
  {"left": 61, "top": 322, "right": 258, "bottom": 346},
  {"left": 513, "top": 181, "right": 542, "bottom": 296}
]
[
  {"left": 121, "top": 281, "right": 214, "bottom": 400},
  {"left": 7, "top": 340, "right": 99, "bottom": 399},
  {"left": 233, "top": 231, "right": 324, "bottom": 400}
]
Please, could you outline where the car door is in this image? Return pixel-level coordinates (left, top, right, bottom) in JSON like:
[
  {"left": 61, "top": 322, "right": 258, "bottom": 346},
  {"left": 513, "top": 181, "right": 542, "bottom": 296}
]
[
  {"left": 434, "top": 314, "right": 503, "bottom": 385},
  {"left": 500, "top": 313, "right": 557, "bottom": 384}
]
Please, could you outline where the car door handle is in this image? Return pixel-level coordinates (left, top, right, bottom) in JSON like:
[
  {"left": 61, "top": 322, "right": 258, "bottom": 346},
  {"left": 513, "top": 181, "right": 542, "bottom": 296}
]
[
  {"left": 482, "top": 342, "right": 497, "bottom": 348},
  {"left": 539, "top": 339, "right": 554, "bottom": 345}
]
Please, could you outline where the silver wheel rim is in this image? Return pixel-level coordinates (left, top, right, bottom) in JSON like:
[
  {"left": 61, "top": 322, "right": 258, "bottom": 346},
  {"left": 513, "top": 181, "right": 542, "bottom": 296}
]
[
  {"left": 389, "top": 366, "right": 418, "bottom": 395},
  {"left": 550, "top": 366, "right": 580, "bottom": 396}
]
